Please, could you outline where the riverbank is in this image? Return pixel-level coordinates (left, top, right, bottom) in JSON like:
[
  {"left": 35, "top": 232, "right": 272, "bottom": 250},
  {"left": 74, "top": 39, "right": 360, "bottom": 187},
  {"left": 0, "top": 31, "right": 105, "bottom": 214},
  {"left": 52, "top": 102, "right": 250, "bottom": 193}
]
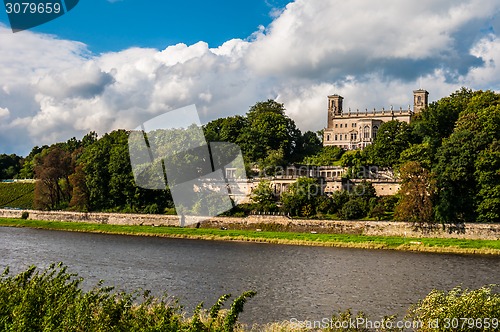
[{"left": 1, "top": 218, "right": 499, "bottom": 255}]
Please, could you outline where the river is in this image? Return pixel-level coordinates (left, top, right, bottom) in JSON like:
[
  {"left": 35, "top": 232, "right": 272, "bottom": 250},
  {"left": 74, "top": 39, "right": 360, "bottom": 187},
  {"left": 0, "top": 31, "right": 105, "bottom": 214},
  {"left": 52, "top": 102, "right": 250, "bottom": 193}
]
[{"left": 1, "top": 226, "right": 499, "bottom": 324}]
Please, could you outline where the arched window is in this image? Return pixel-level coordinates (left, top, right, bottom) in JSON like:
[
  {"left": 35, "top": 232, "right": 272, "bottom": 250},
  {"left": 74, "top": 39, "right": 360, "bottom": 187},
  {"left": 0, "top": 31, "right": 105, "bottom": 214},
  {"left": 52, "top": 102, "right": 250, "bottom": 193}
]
[
  {"left": 364, "top": 125, "right": 370, "bottom": 139},
  {"left": 334, "top": 134, "right": 338, "bottom": 141},
  {"left": 373, "top": 126, "right": 379, "bottom": 139},
  {"left": 326, "top": 134, "right": 330, "bottom": 141}
]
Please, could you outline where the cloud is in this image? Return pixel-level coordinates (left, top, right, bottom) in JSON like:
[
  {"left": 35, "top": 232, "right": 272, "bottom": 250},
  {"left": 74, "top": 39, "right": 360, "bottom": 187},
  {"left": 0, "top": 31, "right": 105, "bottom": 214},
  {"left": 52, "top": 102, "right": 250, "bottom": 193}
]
[
  {"left": 0, "top": 107, "right": 9, "bottom": 119},
  {"left": 246, "top": 0, "right": 499, "bottom": 80},
  {"left": 0, "top": 0, "right": 499, "bottom": 155}
]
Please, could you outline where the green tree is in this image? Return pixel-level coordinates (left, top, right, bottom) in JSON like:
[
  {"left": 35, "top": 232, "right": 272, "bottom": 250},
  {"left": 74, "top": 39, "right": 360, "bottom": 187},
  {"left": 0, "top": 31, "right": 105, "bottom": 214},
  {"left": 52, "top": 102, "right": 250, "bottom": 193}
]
[
  {"left": 294, "top": 130, "right": 323, "bottom": 162},
  {"left": 351, "top": 180, "right": 377, "bottom": 201},
  {"left": 203, "top": 116, "right": 247, "bottom": 143},
  {"left": 240, "top": 100, "right": 301, "bottom": 163},
  {"left": 280, "top": 177, "right": 320, "bottom": 217},
  {"left": 411, "top": 87, "right": 474, "bottom": 146},
  {"left": 330, "top": 190, "right": 350, "bottom": 214},
  {"left": 0, "top": 154, "right": 22, "bottom": 179},
  {"left": 368, "top": 120, "right": 413, "bottom": 167},
  {"left": 339, "top": 150, "right": 365, "bottom": 179},
  {"left": 434, "top": 91, "right": 500, "bottom": 223},
  {"left": 339, "top": 198, "right": 365, "bottom": 220},
  {"left": 399, "top": 142, "right": 433, "bottom": 169},
  {"left": 18, "top": 145, "right": 47, "bottom": 179},
  {"left": 315, "top": 195, "right": 336, "bottom": 216},
  {"left": 474, "top": 141, "right": 500, "bottom": 223},
  {"left": 258, "top": 148, "right": 286, "bottom": 176},
  {"left": 251, "top": 180, "right": 277, "bottom": 212}
]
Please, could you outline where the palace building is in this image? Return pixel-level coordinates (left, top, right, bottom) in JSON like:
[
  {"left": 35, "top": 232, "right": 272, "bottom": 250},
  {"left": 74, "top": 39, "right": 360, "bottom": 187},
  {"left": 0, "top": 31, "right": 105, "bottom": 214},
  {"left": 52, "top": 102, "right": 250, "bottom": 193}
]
[{"left": 323, "top": 89, "right": 429, "bottom": 149}]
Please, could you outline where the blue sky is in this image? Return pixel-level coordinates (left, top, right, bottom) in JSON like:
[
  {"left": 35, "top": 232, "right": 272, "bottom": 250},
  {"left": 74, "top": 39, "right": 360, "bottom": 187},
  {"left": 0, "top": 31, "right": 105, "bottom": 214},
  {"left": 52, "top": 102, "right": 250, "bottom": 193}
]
[
  {"left": 0, "top": 0, "right": 292, "bottom": 53},
  {"left": 1, "top": 0, "right": 500, "bottom": 155}
]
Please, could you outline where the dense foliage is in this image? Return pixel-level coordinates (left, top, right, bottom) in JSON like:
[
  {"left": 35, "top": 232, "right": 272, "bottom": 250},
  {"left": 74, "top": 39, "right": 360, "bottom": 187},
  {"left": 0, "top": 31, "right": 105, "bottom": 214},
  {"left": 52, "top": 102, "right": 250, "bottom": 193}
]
[
  {"left": 407, "top": 285, "right": 500, "bottom": 332},
  {"left": 3, "top": 89, "right": 500, "bottom": 223},
  {"left": 0, "top": 263, "right": 255, "bottom": 332},
  {"left": 343, "top": 88, "right": 500, "bottom": 224},
  {"left": 0, "top": 154, "right": 21, "bottom": 179}
]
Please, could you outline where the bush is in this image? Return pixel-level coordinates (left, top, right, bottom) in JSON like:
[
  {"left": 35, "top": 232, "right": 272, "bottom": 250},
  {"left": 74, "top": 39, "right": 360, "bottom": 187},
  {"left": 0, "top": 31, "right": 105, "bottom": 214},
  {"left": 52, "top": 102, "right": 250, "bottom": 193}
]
[
  {"left": 0, "top": 263, "right": 255, "bottom": 332},
  {"left": 21, "top": 211, "right": 29, "bottom": 219},
  {"left": 339, "top": 198, "right": 366, "bottom": 220},
  {"left": 407, "top": 285, "right": 500, "bottom": 331}
]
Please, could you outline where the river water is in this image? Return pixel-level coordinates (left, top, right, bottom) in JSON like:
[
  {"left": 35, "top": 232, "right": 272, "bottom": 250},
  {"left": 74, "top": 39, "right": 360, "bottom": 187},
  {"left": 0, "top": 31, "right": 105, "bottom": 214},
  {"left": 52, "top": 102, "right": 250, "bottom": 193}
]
[{"left": 1, "top": 226, "right": 499, "bottom": 324}]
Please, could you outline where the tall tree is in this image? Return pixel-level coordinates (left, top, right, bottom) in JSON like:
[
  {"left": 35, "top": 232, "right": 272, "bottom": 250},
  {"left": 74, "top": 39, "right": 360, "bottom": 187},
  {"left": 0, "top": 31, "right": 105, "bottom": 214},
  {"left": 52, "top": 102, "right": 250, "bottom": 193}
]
[
  {"left": 475, "top": 141, "right": 500, "bottom": 223},
  {"left": 394, "top": 161, "right": 436, "bottom": 227},
  {"left": 240, "top": 100, "right": 301, "bottom": 163},
  {"left": 0, "top": 154, "right": 22, "bottom": 179},
  {"left": 251, "top": 180, "right": 277, "bottom": 212},
  {"left": 280, "top": 177, "right": 320, "bottom": 217},
  {"left": 434, "top": 91, "right": 500, "bottom": 223},
  {"left": 368, "top": 120, "right": 413, "bottom": 167},
  {"left": 34, "top": 147, "right": 73, "bottom": 210}
]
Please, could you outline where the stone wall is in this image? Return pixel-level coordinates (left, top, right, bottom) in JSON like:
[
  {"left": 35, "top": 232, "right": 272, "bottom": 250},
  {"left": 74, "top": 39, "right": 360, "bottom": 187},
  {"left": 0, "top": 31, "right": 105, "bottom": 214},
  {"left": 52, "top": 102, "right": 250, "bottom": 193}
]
[{"left": 1, "top": 209, "right": 500, "bottom": 240}]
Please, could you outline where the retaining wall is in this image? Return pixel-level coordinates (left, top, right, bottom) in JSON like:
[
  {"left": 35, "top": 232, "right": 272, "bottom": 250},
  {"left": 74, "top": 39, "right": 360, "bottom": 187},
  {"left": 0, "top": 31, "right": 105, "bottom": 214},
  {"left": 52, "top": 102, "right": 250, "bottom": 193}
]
[{"left": 1, "top": 209, "right": 499, "bottom": 240}]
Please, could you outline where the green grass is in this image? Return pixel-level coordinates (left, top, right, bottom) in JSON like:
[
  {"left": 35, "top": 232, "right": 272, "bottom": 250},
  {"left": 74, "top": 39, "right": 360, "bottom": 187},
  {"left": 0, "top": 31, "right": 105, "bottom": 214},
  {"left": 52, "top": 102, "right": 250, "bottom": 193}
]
[
  {"left": 1, "top": 217, "right": 500, "bottom": 255},
  {"left": 0, "top": 182, "right": 35, "bottom": 209}
]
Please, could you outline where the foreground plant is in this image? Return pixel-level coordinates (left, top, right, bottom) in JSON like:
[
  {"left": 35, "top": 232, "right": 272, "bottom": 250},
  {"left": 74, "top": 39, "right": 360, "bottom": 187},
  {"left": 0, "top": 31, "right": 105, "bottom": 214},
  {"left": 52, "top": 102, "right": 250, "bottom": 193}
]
[
  {"left": 407, "top": 285, "right": 500, "bottom": 331},
  {"left": 1, "top": 264, "right": 499, "bottom": 331},
  {"left": 0, "top": 263, "right": 254, "bottom": 331}
]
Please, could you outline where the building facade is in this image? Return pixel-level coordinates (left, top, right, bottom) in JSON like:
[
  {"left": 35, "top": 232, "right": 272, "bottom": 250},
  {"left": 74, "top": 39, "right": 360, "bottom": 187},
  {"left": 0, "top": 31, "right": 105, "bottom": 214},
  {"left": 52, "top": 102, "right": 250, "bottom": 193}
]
[{"left": 323, "top": 89, "right": 429, "bottom": 149}]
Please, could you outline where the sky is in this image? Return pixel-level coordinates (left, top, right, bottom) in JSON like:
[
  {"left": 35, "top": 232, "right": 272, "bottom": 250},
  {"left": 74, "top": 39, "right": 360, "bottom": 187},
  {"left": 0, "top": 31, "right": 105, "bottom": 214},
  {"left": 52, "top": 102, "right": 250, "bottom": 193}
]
[{"left": 1, "top": 0, "right": 500, "bottom": 156}]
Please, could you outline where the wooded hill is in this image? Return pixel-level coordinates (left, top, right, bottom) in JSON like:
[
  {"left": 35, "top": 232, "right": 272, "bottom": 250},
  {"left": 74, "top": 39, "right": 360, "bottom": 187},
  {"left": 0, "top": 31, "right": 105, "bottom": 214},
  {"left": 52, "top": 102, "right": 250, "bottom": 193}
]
[{"left": 1, "top": 88, "right": 500, "bottom": 223}]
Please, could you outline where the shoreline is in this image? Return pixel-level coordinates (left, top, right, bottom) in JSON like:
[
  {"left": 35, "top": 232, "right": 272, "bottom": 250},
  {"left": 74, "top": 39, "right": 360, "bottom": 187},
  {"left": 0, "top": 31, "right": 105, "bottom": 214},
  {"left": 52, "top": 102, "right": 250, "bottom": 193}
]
[{"left": 1, "top": 218, "right": 500, "bottom": 255}]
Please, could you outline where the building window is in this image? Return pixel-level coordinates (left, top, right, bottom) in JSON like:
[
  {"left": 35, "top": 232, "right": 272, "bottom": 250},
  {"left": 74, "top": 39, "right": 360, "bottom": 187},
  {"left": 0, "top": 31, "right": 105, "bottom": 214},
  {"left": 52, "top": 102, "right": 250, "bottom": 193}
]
[
  {"left": 344, "top": 134, "right": 347, "bottom": 140},
  {"left": 340, "top": 124, "right": 343, "bottom": 128},
  {"left": 364, "top": 125, "right": 370, "bottom": 139},
  {"left": 334, "top": 134, "right": 338, "bottom": 141},
  {"left": 352, "top": 123, "right": 356, "bottom": 127},
  {"left": 335, "top": 124, "right": 338, "bottom": 128},
  {"left": 373, "top": 126, "right": 379, "bottom": 139},
  {"left": 345, "top": 123, "right": 348, "bottom": 127},
  {"left": 326, "top": 134, "right": 330, "bottom": 141}
]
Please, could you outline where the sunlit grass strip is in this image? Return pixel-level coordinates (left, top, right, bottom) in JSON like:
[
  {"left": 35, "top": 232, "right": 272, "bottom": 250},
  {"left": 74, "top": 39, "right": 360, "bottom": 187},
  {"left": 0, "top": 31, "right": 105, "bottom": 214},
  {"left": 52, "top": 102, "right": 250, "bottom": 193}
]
[{"left": 1, "top": 218, "right": 499, "bottom": 255}]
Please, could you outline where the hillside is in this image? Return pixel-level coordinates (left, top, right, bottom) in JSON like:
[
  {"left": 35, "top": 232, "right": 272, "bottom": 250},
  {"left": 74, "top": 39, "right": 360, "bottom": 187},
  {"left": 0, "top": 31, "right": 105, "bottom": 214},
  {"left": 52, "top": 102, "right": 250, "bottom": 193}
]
[{"left": 0, "top": 182, "right": 35, "bottom": 209}]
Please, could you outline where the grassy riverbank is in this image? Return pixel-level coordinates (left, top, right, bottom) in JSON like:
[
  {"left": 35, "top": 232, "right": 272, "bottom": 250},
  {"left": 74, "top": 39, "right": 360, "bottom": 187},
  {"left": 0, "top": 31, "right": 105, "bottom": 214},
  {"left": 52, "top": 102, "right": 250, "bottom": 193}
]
[{"left": 1, "top": 217, "right": 500, "bottom": 255}]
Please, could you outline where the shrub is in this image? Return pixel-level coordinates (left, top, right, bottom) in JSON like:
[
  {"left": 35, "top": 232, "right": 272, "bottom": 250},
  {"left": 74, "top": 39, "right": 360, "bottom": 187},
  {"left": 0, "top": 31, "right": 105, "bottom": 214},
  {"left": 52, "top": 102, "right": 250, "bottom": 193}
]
[
  {"left": 339, "top": 198, "right": 366, "bottom": 220},
  {"left": 0, "top": 263, "right": 255, "bottom": 332},
  {"left": 406, "top": 285, "right": 500, "bottom": 331}
]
